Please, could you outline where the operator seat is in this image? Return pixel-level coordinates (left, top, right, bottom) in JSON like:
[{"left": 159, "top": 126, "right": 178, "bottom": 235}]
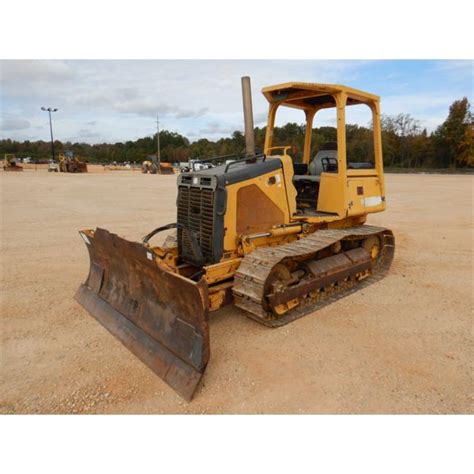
[{"left": 293, "top": 142, "right": 338, "bottom": 183}]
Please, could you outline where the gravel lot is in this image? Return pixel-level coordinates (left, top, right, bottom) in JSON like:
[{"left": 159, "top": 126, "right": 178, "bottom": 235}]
[{"left": 1, "top": 170, "right": 472, "bottom": 414}]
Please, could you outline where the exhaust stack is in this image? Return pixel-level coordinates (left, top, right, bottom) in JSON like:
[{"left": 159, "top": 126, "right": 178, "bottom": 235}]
[{"left": 241, "top": 76, "right": 256, "bottom": 156}]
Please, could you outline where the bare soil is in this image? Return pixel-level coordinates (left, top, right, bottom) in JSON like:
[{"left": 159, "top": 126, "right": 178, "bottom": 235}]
[{"left": 1, "top": 170, "right": 472, "bottom": 414}]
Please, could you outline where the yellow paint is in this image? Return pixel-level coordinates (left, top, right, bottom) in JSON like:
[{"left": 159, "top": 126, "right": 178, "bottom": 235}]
[
  {"left": 222, "top": 167, "right": 293, "bottom": 252},
  {"left": 150, "top": 81, "right": 389, "bottom": 307},
  {"left": 262, "top": 82, "right": 386, "bottom": 222},
  {"left": 204, "top": 258, "right": 241, "bottom": 285}
]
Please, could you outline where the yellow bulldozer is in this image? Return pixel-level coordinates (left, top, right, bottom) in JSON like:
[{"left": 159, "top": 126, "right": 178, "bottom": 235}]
[
  {"left": 142, "top": 159, "right": 175, "bottom": 174},
  {"left": 76, "top": 77, "right": 394, "bottom": 400},
  {"left": 142, "top": 160, "right": 158, "bottom": 174},
  {"left": 59, "top": 151, "right": 88, "bottom": 173},
  {"left": 159, "top": 162, "right": 175, "bottom": 174},
  {"left": 3, "top": 154, "right": 23, "bottom": 171}
]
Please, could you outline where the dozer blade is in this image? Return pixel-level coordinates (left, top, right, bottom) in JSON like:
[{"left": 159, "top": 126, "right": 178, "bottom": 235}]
[{"left": 74, "top": 228, "right": 209, "bottom": 401}]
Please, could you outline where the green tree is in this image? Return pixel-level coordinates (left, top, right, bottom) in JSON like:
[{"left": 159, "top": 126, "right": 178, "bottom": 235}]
[
  {"left": 2, "top": 104, "right": 473, "bottom": 170},
  {"left": 433, "top": 98, "right": 472, "bottom": 167},
  {"left": 380, "top": 113, "right": 421, "bottom": 167}
]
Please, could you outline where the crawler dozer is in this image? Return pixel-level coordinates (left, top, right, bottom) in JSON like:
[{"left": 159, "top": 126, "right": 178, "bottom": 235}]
[
  {"left": 76, "top": 77, "right": 395, "bottom": 400},
  {"left": 142, "top": 159, "right": 174, "bottom": 174},
  {"left": 142, "top": 160, "right": 158, "bottom": 174},
  {"left": 59, "top": 151, "right": 88, "bottom": 173},
  {"left": 3, "top": 154, "right": 23, "bottom": 171},
  {"left": 159, "top": 161, "right": 175, "bottom": 174}
]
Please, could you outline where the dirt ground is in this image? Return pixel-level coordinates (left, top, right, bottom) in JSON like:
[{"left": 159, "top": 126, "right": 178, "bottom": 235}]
[
  {"left": 1, "top": 170, "right": 472, "bottom": 414},
  {"left": 21, "top": 163, "right": 140, "bottom": 173}
]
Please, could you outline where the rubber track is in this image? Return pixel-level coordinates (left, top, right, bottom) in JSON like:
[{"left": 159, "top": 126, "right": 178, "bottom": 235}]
[{"left": 232, "top": 225, "right": 395, "bottom": 327}]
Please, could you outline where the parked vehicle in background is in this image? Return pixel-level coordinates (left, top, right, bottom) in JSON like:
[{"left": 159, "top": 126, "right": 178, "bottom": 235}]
[
  {"left": 48, "top": 160, "right": 59, "bottom": 172},
  {"left": 180, "top": 159, "right": 213, "bottom": 172},
  {"left": 3, "top": 154, "right": 23, "bottom": 171}
]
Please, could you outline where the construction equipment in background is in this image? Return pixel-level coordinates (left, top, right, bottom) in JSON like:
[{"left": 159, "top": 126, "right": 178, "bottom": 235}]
[
  {"left": 179, "top": 156, "right": 234, "bottom": 173},
  {"left": 107, "top": 162, "right": 131, "bottom": 171},
  {"left": 142, "top": 158, "right": 175, "bottom": 174},
  {"left": 59, "top": 151, "right": 88, "bottom": 173},
  {"left": 159, "top": 162, "right": 175, "bottom": 174},
  {"left": 142, "top": 160, "right": 158, "bottom": 174},
  {"left": 76, "top": 77, "right": 395, "bottom": 400},
  {"left": 48, "top": 160, "right": 59, "bottom": 172},
  {"left": 3, "top": 154, "right": 23, "bottom": 171}
]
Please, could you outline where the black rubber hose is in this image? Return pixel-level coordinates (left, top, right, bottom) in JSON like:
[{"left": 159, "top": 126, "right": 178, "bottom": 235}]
[
  {"left": 142, "top": 223, "right": 178, "bottom": 244},
  {"left": 143, "top": 223, "right": 205, "bottom": 267}
]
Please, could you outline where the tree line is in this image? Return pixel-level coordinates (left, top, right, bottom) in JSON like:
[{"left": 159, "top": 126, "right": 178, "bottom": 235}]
[{"left": 1, "top": 97, "right": 471, "bottom": 169}]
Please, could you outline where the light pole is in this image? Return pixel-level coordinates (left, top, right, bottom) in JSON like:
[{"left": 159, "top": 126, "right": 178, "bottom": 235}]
[
  {"left": 41, "top": 107, "right": 58, "bottom": 161},
  {"left": 156, "top": 116, "right": 161, "bottom": 169}
]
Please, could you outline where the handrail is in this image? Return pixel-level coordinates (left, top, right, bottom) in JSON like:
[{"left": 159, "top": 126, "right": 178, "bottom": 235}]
[
  {"left": 266, "top": 145, "right": 291, "bottom": 155},
  {"left": 193, "top": 154, "right": 238, "bottom": 164}
]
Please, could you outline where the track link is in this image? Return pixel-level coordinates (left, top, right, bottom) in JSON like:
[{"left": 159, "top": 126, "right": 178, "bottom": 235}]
[{"left": 232, "top": 225, "right": 395, "bottom": 327}]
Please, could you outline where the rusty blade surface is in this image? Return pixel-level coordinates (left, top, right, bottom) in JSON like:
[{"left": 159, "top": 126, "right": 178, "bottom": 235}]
[{"left": 74, "top": 228, "right": 209, "bottom": 401}]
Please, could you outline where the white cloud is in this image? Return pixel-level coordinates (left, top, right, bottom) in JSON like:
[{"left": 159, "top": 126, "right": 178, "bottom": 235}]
[
  {"left": 0, "top": 60, "right": 471, "bottom": 142},
  {"left": 176, "top": 107, "right": 208, "bottom": 119},
  {"left": 199, "top": 122, "right": 241, "bottom": 135},
  {"left": 382, "top": 93, "right": 461, "bottom": 113},
  {"left": 254, "top": 112, "right": 268, "bottom": 125},
  {"left": 73, "top": 88, "right": 209, "bottom": 119},
  {"left": 381, "top": 92, "right": 468, "bottom": 130},
  {"left": 431, "top": 60, "right": 472, "bottom": 74},
  {"left": 1, "top": 117, "right": 31, "bottom": 130},
  {"left": 113, "top": 98, "right": 208, "bottom": 119},
  {"left": 0, "top": 60, "right": 369, "bottom": 142},
  {"left": 78, "top": 128, "right": 100, "bottom": 138},
  {"left": 1, "top": 60, "right": 74, "bottom": 95}
]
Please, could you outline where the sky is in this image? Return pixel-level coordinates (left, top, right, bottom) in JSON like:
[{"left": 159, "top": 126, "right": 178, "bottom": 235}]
[{"left": 0, "top": 60, "right": 472, "bottom": 144}]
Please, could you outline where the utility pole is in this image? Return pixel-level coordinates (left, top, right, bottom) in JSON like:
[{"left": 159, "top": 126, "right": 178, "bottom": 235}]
[
  {"left": 41, "top": 107, "right": 58, "bottom": 161},
  {"left": 156, "top": 116, "right": 161, "bottom": 170}
]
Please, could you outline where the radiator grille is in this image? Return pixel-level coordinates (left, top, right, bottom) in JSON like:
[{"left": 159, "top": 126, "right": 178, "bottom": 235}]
[{"left": 177, "top": 186, "right": 215, "bottom": 265}]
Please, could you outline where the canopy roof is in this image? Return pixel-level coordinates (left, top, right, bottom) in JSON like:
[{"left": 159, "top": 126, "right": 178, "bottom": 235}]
[{"left": 261, "top": 82, "right": 379, "bottom": 110}]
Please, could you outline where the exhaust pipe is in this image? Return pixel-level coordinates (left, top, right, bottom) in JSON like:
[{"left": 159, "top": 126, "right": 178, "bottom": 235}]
[{"left": 241, "top": 76, "right": 256, "bottom": 157}]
